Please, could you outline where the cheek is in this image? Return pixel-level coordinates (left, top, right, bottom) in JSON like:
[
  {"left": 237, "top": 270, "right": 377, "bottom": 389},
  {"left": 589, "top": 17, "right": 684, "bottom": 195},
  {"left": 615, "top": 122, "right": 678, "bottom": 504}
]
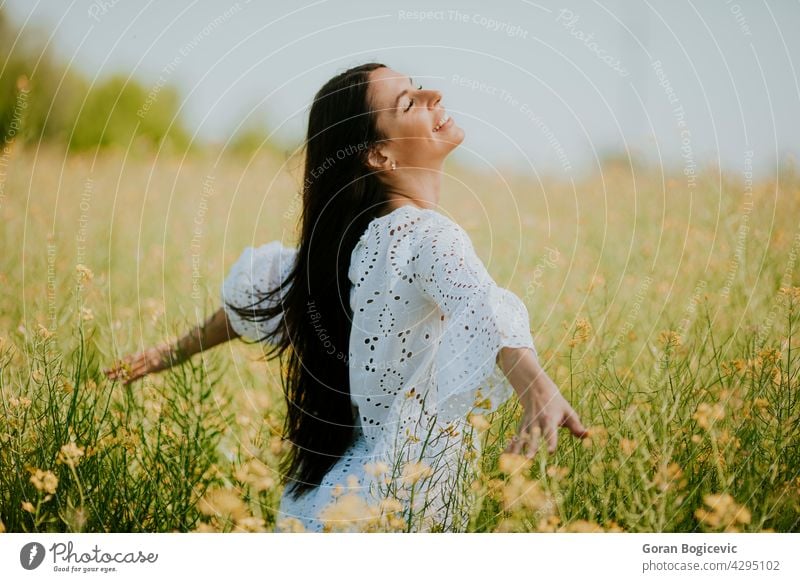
[
  {"left": 380, "top": 114, "right": 424, "bottom": 141},
  {"left": 393, "top": 115, "right": 430, "bottom": 140},
  {"left": 413, "top": 115, "right": 432, "bottom": 137}
]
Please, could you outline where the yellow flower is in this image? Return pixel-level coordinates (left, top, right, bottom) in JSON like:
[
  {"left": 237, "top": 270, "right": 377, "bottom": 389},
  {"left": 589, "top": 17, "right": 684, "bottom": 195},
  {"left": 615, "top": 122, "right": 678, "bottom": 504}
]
[
  {"left": 562, "top": 519, "right": 604, "bottom": 532},
  {"left": 693, "top": 402, "right": 725, "bottom": 430},
  {"left": 620, "top": 438, "right": 638, "bottom": 456},
  {"left": 546, "top": 465, "right": 570, "bottom": 481},
  {"left": 758, "top": 347, "right": 782, "bottom": 365},
  {"left": 364, "top": 461, "right": 391, "bottom": 477},
  {"left": 581, "top": 425, "right": 609, "bottom": 449},
  {"left": 537, "top": 514, "right": 562, "bottom": 532},
  {"left": 379, "top": 497, "right": 404, "bottom": 514},
  {"left": 233, "top": 459, "right": 275, "bottom": 493},
  {"left": 403, "top": 427, "right": 420, "bottom": 443},
  {"left": 275, "top": 517, "right": 306, "bottom": 533},
  {"left": 268, "top": 436, "right": 287, "bottom": 455},
  {"left": 36, "top": 324, "right": 53, "bottom": 340},
  {"left": 22, "top": 501, "right": 35, "bottom": 513},
  {"left": 658, "top": 330, "right": 681, "bottom": 349},
  {"left": 15, "top": 396, "right": 32, "bottom": 409},
  {"left": 233, "top": 516, "right": 267, "bottom": 532},
  {"left": 438, "top": 423, "right": 460, "bottom": 438},
  {"left": 717, "top": 429, "right": 741, "bottom": 450},
  {"left": 486, "top": 478, "right": 505, "bottom": 501},
  {"left": 80, "top": 307, "right": 94, "bottom": 322},
  {"left": 319, "top": 493, "right": 380, "bottom": 532},
  {"left": 494, "top": 517, "right": 521, "bottom": 532},
  {"left": 400, "top": 461, "right": 433, "bottom": 486},
  {"left": 694, "top": 493, "right": 751, "bottom": 531},
  {"left": 197, "top": 487, "right": 249, "bottom": 523},
  {"left": 778, "top": 286, "right": 800, "bottom": 304},
  {"left": 502, "top": 474, "right": 548, "bottom": 512},
  {"left": 76, "top": 264, "right": 94, "bottom": 283},
  {"left": 498, "top": 452, "right": 533, "bottom": 475},
  {"left": 468, "top": 413, "right": 491, "bottom": 432},
  {"left": 653, "top": 462, "right": 687, "bottom": 492},
  {"left": 57, "top": 442, "right": 85, "bottom": 467},
  {"left": 29, "top": 469, "right": 58, "bottom": 494},
  {"left": 471, "top": 389, "right": 492, "bottom": 410},
  {"left": 568, "top": 318, "right": 592, "bottom": 347}
]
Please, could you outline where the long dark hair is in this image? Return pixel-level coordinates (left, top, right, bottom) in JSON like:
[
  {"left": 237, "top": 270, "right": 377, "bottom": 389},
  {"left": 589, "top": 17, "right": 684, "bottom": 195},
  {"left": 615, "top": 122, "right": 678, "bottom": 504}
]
[{"left": 226, "top": 62, "right": 391, "bottom": 501}]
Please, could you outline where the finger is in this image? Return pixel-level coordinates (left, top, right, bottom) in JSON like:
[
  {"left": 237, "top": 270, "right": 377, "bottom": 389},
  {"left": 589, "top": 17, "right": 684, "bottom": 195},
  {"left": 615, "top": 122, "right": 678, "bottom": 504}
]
[
  {"left": 562, "top": 408, "right": 589, "bottom": 438},
  {"left": 524, "top": 426, "right": 540, "bottom": 459},
  {"left": 542, "top": 421, "right": 558, "bottom": 454},
  {"left": 508, "top": 434, "right": 522, "bottom": 455},
  {"left": 120, "top": 353, "right": 138, "bottom": 366},
  {"left": 129, "top": 358, "right": 148, "bottom": 377}
]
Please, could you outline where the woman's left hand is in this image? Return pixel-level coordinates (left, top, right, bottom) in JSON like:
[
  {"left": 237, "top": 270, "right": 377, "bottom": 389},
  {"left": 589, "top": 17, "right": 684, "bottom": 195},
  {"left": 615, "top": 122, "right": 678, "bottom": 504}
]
[{"left": 104, "top": 342, "right": 177, "bottom": 385}]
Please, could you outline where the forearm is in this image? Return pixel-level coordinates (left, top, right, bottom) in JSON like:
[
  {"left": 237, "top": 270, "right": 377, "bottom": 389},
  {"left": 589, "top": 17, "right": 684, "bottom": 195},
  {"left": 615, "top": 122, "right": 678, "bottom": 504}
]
[
  {"left": 497, "top": 346, "right": 545, "bottom": 409},
  {"left": 172, "top": 307, "right": 240, "bottom": 362},
  {"left": 497, "top": 345, "right": 589, "bottom": 454}
]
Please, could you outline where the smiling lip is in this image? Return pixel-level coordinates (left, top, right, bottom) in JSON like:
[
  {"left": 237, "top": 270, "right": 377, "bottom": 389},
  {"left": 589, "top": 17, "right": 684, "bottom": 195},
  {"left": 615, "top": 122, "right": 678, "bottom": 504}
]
[{"left": 433, "top": 113, "right": 453, "bottom": 132}]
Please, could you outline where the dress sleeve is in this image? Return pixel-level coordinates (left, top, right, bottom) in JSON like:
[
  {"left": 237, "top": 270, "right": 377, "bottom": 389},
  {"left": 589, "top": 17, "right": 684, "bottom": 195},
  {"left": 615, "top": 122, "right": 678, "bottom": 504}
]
[
  {"left": 411, "top": 215, "right": 538, "bottom": 422},
  {"left": 221, "top": 241, "right": 296, "bottom": 343}
]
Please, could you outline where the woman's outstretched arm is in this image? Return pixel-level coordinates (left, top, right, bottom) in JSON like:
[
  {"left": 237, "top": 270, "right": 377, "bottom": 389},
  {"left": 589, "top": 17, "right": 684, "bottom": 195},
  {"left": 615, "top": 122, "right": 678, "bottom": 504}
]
[
  {"left": 104, "top": 306, "right": 240, "bottom": 385},
  {"left": 497, "top": 346, "right": 589, "bottom": 457}
]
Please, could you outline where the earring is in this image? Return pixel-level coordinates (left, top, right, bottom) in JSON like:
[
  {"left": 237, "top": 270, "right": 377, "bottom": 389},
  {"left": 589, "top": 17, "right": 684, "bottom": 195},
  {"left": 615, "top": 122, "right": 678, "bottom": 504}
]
[{"left": 391, "top": 161, "right": 396, "bottom": 171}]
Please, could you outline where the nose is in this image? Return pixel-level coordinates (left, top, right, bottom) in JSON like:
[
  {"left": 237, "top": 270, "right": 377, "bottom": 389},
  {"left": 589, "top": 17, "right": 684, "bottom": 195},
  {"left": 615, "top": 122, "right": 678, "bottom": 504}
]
[{"left": 425, "top": 88, "right": 442, "bottom": 109}]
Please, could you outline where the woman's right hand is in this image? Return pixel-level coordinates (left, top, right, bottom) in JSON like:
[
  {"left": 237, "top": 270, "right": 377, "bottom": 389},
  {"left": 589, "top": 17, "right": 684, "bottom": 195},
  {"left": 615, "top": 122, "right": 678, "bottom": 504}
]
[
  {"left": 103, "top": 342, "right": 177, "bottom": 385},
  {"left": 504, "top": 371, "right": 589, "bottom": 458}
]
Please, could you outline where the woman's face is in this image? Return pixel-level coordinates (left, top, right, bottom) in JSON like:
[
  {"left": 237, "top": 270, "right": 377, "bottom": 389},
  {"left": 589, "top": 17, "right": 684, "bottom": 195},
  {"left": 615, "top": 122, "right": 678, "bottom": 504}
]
[{"left": 366, "top": 67, "right": 464, "bottom": 172}]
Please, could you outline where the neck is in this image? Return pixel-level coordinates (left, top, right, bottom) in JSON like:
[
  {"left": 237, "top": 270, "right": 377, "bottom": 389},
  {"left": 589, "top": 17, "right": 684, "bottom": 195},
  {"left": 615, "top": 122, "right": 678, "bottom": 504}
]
[{"left": 382, "top": 165, "right": 443, "bottom": 212}]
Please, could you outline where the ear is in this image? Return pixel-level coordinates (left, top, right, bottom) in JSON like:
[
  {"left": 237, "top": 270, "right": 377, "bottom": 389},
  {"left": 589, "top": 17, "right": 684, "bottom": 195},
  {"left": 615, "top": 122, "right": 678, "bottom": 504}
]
[{"left": 366, "top": 143, "right": 392, "bottom": 173}]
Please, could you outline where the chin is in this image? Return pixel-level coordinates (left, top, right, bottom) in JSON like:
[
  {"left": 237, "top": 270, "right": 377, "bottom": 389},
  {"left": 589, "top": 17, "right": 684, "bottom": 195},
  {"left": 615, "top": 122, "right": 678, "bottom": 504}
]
[
  {"left": 453, "top": 125, "right": 465, "bottom": 145},
  {"left": 444, "top": 127, "right": 465, "bottom": 154}
]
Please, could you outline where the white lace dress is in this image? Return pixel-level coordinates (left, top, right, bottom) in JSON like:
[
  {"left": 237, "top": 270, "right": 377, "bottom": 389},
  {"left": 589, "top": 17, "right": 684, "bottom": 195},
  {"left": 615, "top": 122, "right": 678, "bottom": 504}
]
[{"left": 221, "top": 204, "right": 538, "bottom": 532}]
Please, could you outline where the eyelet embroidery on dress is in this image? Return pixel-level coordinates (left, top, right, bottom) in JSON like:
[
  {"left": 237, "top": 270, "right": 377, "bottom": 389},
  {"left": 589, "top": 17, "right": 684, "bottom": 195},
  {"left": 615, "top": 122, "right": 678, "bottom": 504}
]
[{"left": 223, "top": 204, "right": 538, "bottom": 532}]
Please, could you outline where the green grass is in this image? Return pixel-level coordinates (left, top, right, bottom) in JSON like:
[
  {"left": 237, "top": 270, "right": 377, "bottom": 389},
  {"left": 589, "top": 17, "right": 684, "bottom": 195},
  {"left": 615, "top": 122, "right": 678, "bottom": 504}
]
[{"left": 1, "top": 145, "right": 798, "bottom": 532}]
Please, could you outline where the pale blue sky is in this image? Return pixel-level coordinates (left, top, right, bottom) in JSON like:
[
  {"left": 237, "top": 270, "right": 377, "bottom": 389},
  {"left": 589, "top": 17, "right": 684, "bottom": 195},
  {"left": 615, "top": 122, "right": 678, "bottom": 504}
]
[{"left": 4, "top": 0, "right": 798, "bottom": 179}]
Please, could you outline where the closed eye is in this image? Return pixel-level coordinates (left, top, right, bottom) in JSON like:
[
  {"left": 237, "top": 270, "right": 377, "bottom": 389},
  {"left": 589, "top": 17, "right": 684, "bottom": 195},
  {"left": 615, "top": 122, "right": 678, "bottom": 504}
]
[{"left": 404, "top": 84, "right": 423, "bottom": 112}]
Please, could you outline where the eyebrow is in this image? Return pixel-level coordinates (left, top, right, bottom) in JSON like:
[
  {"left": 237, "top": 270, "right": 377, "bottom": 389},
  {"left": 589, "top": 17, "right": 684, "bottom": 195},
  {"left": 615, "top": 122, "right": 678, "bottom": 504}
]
[{"left": 393, "top": 76, "right": 414, "bottom": 111}]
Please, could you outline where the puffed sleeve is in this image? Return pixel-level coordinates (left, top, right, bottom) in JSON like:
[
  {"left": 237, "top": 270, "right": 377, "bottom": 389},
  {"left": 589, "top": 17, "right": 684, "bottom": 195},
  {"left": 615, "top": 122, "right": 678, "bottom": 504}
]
[
  {"left": 221, "top": 241, "right": 296, "bottom": 343},
  {"left": 411, "top": 215, "right": 538, "bottom": 422}
]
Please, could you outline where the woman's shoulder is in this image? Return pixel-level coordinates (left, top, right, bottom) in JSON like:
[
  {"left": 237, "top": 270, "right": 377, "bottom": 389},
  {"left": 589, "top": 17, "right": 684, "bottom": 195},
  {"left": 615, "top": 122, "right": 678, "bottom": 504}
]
[
  {"left": 224, "top": 240, "right": 297, "bottom": 293},
  {"left": 228, "top": 240, "right": 297, "bottom": 271},
  {"left": 351, "top": 205, "right": 470, "bottom": 273},
  {"left": 368, "top": 204, "right": 465, "bottom": 243}
]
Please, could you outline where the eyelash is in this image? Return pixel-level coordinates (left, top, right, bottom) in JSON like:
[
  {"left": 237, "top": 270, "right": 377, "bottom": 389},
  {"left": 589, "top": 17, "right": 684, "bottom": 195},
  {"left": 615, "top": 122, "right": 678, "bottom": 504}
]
[{"left": 405, "top": 84, "right": 423, "bottom": 112}]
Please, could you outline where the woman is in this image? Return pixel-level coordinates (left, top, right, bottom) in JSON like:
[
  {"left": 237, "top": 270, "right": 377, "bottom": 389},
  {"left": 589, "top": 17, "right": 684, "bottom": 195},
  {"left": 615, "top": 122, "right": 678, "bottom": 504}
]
[{"left": 105, "top": 63, "right": 588, "bottom": 532}]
